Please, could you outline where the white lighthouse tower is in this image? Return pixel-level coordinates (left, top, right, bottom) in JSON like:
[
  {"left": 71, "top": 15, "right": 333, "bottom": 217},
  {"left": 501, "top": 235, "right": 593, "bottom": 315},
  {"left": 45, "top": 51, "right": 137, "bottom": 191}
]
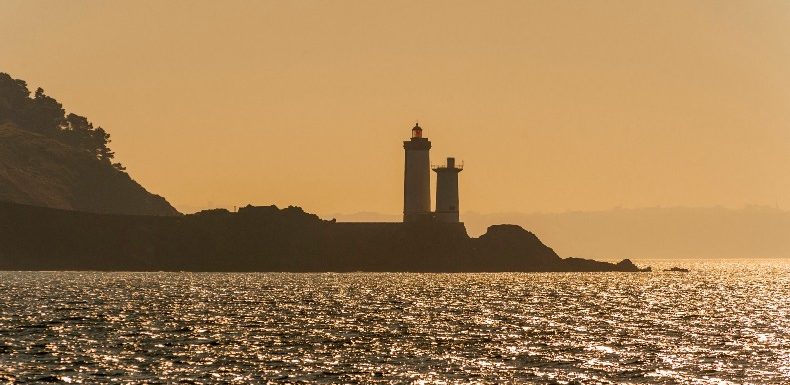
[
  {"left": 432, "top": 157, "right": 463, "bottom": 223},
  {"left": 403, "top": 123, "right": 432, "bottom": 222}
]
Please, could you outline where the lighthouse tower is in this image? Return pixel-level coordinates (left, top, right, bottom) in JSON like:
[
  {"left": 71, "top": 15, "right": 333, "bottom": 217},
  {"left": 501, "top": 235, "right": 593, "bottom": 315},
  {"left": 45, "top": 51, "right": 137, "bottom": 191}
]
[
  {"left": 432, "top": 157, "right": 463, "bottom": 223},
  {"left": 403, "top": 123, "right": 432, "bottom": 222}
]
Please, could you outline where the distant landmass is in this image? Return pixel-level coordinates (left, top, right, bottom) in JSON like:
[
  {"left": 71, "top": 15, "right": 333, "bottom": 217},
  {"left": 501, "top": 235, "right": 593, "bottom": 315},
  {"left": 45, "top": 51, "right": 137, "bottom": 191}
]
[
  {"left": 0, "top": 201, "right": 644, "bottom": 272},
  {"left": 331, "top": 207, "right": 790, "bottom": 258},
  {"left": 0, "top": 73, "right": 178, "bottom": 216}
]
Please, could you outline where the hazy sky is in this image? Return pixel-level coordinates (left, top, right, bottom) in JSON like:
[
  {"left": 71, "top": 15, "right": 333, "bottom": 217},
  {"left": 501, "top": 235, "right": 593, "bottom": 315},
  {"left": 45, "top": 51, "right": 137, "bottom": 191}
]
[{"left": 2, "top": 0, "right": 789, "bottom": 215}]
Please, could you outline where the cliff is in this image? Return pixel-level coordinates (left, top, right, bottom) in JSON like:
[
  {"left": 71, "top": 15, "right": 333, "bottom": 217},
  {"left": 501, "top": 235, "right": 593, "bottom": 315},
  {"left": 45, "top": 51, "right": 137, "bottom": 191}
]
[
  {"left": 0, "top": 201, "right": 644, "bottom": 272},
  {"left": 0, "top": 123, "right": 179, "bottom": 216}
]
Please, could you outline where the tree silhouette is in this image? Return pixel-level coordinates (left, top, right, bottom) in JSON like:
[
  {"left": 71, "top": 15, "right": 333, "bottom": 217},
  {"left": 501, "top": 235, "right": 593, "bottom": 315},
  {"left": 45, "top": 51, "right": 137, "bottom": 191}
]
[
  {"left": 0, "top": 74, "right": 30, "bottom": 123},
  {"left": 22, "top": 87, "right": 65, "bottom": 135}
]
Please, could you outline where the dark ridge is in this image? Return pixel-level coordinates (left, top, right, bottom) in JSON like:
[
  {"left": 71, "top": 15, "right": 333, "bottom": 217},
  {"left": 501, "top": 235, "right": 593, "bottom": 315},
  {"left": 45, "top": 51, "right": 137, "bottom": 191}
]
[{"left": 0, "top": 201, "right": 645, "bottom": 272}]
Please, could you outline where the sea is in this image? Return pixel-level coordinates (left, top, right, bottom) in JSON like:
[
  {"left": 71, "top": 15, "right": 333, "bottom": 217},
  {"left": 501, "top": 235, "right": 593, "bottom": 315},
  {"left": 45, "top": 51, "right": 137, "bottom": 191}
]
[{"left": 0, "top": 259, "right": 788, "bottom": 384}]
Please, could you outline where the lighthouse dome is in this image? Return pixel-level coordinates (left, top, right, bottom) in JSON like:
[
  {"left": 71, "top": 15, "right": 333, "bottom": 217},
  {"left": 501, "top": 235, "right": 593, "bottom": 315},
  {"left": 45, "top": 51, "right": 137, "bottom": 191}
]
[{"left": 411, "top": 123, "right": 423, "bottom": 138}]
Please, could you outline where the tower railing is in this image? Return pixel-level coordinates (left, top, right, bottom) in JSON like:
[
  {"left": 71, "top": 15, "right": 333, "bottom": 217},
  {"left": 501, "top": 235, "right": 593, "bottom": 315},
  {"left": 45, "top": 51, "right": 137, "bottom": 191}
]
[{"left": 431, "top": 161, "right": 464, "bottom": 170}]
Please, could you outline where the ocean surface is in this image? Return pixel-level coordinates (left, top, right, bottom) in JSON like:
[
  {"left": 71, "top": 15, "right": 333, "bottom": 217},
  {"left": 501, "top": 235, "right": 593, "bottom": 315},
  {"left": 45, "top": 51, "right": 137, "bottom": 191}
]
[{"left": 0, "top": 259, "right": 788, "bottom": 384}]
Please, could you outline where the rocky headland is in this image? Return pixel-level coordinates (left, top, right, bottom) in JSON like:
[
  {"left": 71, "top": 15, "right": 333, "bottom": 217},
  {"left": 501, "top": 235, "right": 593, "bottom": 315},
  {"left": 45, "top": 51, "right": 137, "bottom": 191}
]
[{"left": 0, "top": 201, "right": 644, "bottom": 272}]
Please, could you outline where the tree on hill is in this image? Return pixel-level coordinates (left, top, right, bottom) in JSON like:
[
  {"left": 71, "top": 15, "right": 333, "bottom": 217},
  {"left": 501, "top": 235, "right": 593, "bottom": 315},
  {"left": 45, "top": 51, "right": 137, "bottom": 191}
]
[
  {"left": 0, "top": 75, "right": 31, "bottom": 122},
  {"left": 0, "top": 72, "right": 124, "bottom": 171},
  {"left": 23, "top": 88, "right": 65, "bottom": 136}
]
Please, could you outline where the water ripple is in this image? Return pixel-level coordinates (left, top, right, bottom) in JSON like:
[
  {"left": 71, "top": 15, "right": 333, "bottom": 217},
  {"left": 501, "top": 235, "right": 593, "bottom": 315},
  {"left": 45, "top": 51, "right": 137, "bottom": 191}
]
[{"left": 0, "top": 259, "right": 788, "bottom": 383}]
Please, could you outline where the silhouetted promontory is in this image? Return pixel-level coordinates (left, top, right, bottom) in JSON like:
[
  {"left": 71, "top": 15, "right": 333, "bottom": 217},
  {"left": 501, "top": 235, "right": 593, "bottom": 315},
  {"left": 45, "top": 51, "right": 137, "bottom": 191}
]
[
  {"left": 0, "top": 201, "right": 644, "bottom": 272},
  {"left": 0, "top": 73, "right": 643, "bottom": 272}
]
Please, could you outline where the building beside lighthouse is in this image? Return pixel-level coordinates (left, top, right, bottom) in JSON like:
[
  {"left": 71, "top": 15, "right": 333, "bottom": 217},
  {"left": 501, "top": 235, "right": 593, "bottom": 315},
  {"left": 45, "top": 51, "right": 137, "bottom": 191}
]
[
  {"left": 433, "top": 157, "right": 463, "bottom": 223},
  {"left": 402, "top": 123, "right": 463, "bottom": 223}
]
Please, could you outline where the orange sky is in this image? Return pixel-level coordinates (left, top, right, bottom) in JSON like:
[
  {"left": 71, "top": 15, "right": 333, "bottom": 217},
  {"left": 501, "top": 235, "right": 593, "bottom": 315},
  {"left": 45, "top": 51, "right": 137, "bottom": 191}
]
[{"left": 2, "top": 0, "right": 789, "bottom": 215}]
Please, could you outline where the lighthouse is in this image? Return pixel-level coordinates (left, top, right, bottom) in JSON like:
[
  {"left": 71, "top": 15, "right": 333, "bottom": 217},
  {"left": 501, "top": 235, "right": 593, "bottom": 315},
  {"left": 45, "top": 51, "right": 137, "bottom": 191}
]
[
  {"left": 403, "top": 123, "right": 432, "bottom": 222},
  {"left": 432, "top": 157, "right": 463, "bottom": 223}
]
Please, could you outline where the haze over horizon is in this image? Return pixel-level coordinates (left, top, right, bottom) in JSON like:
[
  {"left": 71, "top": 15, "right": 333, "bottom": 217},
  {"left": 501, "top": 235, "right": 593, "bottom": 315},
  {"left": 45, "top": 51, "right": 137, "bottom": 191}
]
[{"left": 2, "top": 0, "right": 789, "bottom": 215}]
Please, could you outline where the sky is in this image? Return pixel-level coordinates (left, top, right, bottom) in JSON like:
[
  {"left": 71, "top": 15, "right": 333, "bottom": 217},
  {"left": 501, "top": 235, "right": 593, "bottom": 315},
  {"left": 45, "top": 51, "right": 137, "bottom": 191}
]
[{"left": 1, "top": 0, "right": 789, "bottom": 216}]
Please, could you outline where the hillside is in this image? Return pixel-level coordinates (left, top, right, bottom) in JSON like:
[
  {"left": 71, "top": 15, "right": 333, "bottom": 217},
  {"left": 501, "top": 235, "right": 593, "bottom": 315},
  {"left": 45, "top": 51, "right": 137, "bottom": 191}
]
[
  {"left": 0, "top": 122, "right": 178, "bottom": 216},
  {"left": 0, "top": 72, "right": 178, "bottom": 216}
]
